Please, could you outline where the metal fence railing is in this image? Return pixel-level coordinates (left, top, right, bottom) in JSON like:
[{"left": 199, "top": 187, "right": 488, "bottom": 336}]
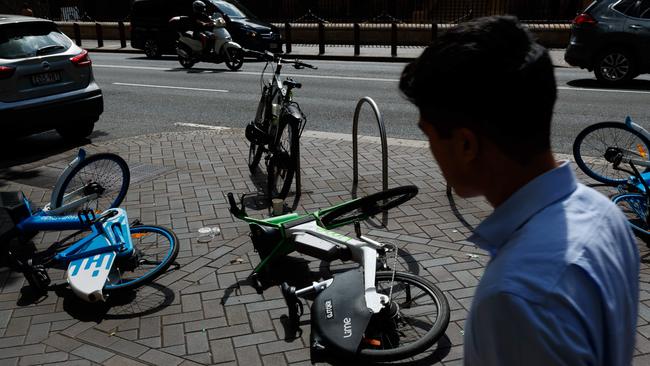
[{"left": 239, "top": 0, "right": 589, "bottom": 23}]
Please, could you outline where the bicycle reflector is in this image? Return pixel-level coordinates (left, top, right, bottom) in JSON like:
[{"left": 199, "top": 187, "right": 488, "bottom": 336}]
[{"left": 637, "top": 144, "right": 647, "bottom": 159}]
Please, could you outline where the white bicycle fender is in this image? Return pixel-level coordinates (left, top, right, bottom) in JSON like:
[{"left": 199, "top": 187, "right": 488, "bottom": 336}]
[{"left": 67, "top": 247, "right": 116, "bottom": 302}]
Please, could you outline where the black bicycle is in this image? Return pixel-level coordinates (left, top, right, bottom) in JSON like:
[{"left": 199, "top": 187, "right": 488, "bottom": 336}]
[{"left": 245, "top": 51, "right": 317, "bottom": 199}]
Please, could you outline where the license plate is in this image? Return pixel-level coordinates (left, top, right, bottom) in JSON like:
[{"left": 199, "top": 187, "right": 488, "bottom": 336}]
[
  {"left": 32, "top": 71, "right": 61, "bottom": 86},
  {"left": 269, "top": 43, "right": 278, "bottom": 49}
]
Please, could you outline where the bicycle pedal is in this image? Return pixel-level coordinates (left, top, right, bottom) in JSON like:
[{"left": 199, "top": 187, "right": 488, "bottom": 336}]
[{"left": 25, "top": 265, "right": 51, "bottom": 292}]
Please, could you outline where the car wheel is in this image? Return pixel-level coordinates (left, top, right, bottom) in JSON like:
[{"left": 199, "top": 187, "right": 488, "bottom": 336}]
[
  {"left": 594, "top": 49, "right": 636, "bottom": 85},
  {"left": 144, "top": 39, "right": 162, "bottom": 59},
  {"left": 56, "top": 120, "right": 95, "bottom": 141}
]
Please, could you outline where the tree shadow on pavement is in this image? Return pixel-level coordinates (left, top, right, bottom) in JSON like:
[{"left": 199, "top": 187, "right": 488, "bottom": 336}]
[{"left": 567, "top": 78, "right": 650, "bottom": 91}]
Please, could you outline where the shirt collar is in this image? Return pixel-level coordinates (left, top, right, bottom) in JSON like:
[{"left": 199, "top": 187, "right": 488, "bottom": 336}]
[{"left": 468, "top": 161, "right": 578, "bottom": 257}]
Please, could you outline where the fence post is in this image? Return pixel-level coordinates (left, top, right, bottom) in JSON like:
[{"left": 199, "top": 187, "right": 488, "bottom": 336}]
[
  {"left": 285, "top": 22, "right": 292, "bottom": 54},
  {"left": 118, "top": 21, "right": 127, "bottom": 48},
  {"left": 95, "top": 23, "right": 103, "bottom": 48},
  {"left": 353, "top": 23, "right": 360, "bottom": 56},
  {"left": 318, "top": 22, "right": 325, "bottom": 55},
  {"left": 73, "top": 23, "right": 82, "bottom": 46},
  {"left": 391, "top": 22, "right": 397, "bottom": 57},
  {"left": 432, "top": 22, "right": 438, "bottom": 41}
]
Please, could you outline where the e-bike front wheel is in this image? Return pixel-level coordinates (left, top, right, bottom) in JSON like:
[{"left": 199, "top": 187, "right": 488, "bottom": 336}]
[
  {"left": 573, "top": 121, "right": 650, "bottom": 185},
  {"left": 104, "top": 225, "right": 179, "bottom": 292},
  {"left": 53, "top": 153, "right": 130, "bottom": 214},
  {"left": 357, "top": 271, "right": 450, "bottom": 362},
  {"left": 319, "top": 185, "right": 418, "bottom": 229},
  {"left": 612, "top": 192, "right": 650, "bottom": 235},
  {"left": 267, "top": 121, "right": 299, "bottom": 199}
]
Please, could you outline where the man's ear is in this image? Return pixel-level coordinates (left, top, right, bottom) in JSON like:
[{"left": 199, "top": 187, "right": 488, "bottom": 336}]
[{"left": 455, "top": 128, "right": 479, "bottom": 163}]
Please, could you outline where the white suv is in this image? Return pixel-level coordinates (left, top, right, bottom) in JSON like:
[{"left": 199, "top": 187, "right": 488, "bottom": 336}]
[{"left": 0, "top": 15, "right": 103, "bottom": 140}]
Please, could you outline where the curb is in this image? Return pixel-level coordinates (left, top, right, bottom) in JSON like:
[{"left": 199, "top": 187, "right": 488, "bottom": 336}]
[{"left": 86, "top": 47, "right": 571, "bottom": 67}]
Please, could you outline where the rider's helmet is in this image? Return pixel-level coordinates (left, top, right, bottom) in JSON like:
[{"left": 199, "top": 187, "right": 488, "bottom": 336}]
[{"left": 192, "top": 0, "right": 207, "bottom": 15}]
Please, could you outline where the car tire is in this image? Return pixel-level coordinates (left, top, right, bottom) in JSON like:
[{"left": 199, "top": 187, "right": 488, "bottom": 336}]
[
  {"left": 594, "top": 48, "right": 636, "bottom": 85},
  {"left": 144, "top": 39, "right": 162, "bottom": 59},
  {"left": 56, "top": 120, "right": 95, "bottom": 141}
]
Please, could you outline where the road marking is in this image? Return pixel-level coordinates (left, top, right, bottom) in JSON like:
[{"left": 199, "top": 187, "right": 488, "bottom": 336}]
[
  {"left": 174, "top": 122, "right": 231, "bottom": 130},
  {"left": 99, "top": 64, "right": 650, "bottom": 92},
  {"left": 113, "top": 82, "right": 228, "bottom": 93},
  {"left": 558, "top": 86, "right": 650, "bottom": 95},
  {"left": 96, "top": 64, "right": 399, "bottom": 83}
]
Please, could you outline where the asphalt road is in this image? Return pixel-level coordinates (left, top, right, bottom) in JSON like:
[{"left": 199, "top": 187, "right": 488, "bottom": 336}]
[{"left": 14, "top": 52, "right": 650, "bottom": 156}]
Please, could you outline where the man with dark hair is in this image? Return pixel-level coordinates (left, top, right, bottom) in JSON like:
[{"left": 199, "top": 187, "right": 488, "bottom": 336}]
[{"left": 400, "top": 16, "right": 639, "bottom": 365}]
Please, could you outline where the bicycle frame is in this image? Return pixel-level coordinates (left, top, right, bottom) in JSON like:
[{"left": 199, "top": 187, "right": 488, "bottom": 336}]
[
  {"left": 228, "top": 193, "right": 390, "bottom": 313},
  {"left": 14, "top": 195, "right": 135, "bottom": 302}
]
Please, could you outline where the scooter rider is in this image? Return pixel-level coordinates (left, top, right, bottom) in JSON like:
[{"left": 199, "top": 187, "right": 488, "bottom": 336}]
[{"left": 191, "top": 0, "right": 214, "bottom": 55}]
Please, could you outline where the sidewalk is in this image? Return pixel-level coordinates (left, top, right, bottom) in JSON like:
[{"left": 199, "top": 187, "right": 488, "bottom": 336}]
[
  {"left": 81, "top": 39, "right": 572, "bottom": 67},
  {"left": 1, "top": 128, "right": 645, "bottom": 365}
]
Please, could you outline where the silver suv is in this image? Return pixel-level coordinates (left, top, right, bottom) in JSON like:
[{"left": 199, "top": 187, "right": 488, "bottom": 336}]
[
  {"left": 0, "top": 15, "right": 103, "bottom": 140},
  {"left": 565, "top": 0, "right": 650, "bottom": 85}
]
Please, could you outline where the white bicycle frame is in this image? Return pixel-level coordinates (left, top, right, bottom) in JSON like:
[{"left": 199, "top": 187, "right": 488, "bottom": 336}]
[
  {"left": 42, "top": 149, "right": 98, "bottom": 215},
  {"left": 286, "top": 220, "right": 390, "bottom": 313}
]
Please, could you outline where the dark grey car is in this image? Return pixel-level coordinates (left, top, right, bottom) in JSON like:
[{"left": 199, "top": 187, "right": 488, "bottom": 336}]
[
  {"left": 565, "top": 0, "right": 650, "bottom": 85},
  {"left": 0, "top": 15, "right": 103, "bottom": 140}
]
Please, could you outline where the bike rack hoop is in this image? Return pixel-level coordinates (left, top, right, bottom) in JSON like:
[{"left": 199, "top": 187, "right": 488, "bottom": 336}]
[{"left": 351, "top": 97, "right": 389, "bottom": 236}]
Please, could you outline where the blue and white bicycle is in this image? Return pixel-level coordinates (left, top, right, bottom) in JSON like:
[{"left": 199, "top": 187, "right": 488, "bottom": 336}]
[{"left": 1, "top": 150, "right": 178, "bottom": 302}]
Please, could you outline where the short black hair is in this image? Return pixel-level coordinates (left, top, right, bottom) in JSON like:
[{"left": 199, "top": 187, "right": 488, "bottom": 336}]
[{"left": 400, "top": 16, "right": 557, "bottom": 164}]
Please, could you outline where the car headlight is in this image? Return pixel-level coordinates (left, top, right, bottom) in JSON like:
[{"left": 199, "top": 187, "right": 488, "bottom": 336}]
[{"left": 246, "top": 30, "right": 257, "bottom": 38}]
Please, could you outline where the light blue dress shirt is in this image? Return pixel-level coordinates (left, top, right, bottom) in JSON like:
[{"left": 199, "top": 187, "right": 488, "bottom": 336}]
[{"left": 464, "top": 162, "right": 639, "bottom": 366}]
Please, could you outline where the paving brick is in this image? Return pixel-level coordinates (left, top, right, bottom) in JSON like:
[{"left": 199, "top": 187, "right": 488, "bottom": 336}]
[
  {"left": 232, "top": 331, "right": 277, "bottom": 348},
  {"left": 0, "top": 358, "right": 17, "bottom": 366},
  {"left": 208, "top": 324, "right": 252, "bottom": 340},
  {"left": 210, "top": 339, "right": 235, "bottom": 364},
  {"left": 224, "top": 305, "right": 248, "bottom": 326},
  {"left": 18, "top": 352, "right": 68, "bottom": 366},
  {"left": 138, "top": 349, "right": 183, "bottom": 366},
  {"left": 162, "top": 324, "right": 185, "bottom": 347},
  {"left": 181, "top": 294, "right": 203, "bottom": 313},
  {"left": 106, "top": 339, "right": 149, "bottom": 358},
  {"left": 235, "top": 345, "right": 262, "bottom": 366},
  {"left": 184, "top": 317, "right": 227, "bottom": 333},
  {"left": 103, "top": 355, "right": 149, "bottom": 366},
  {"left": 162, "top": 311, "right": 204, "bottom": 325},
  {"left": 249, "top": 311, "right": 274, "bottom": 332},
  {"left": 71, "top": 344, "right": 115, "bottom": 363},
  {"left": 186, "top": 331, "right": 210, "bottom": 354},
  {"left": 23, "top": 321, "right": 50, "bottom": 344},
  {"left": 43, "top": 333, "right": 82, "bottom": 352},
  {"left": 0, "top": 344, "right": 45, "bottom": 359},
  {"left": 4, "top": 317, "right": 30, "bottom": 337},
  {"left": 258, "top": 339, "right": 304, "bottom": 355},
  {"left": 138, "top": 316, "right": 161, "bottom": 339},
  {"left": 261, "top": 353, "right": 288, "bottom": 366}
]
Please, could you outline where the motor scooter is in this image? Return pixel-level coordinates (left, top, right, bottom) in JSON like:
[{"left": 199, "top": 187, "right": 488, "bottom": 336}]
[{"left": 169, "top": 14, "right": 244, "bottom": 71}]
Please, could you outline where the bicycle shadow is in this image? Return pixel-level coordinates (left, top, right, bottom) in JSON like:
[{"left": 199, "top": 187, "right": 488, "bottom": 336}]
[
  {"left": 313, "top": 334, "right": 452, "bottom": 365},
  {"left": 55, "top": 282, "right": 176, "bottom": 321}
]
